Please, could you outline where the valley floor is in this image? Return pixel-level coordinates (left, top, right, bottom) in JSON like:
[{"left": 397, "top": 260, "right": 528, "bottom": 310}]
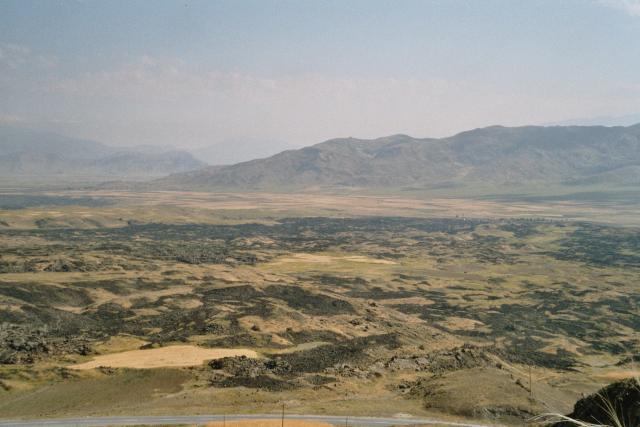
[{"left": 0, "top": 190, "right": 638, "bottom": 425}]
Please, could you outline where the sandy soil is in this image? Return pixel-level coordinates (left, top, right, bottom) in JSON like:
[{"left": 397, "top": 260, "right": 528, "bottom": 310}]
[
  {"left": 69, "top": 345, "right": 259, "bottom": 370},
  {"left": 438, "top": 317, "right": 484, "bottom": 331}
]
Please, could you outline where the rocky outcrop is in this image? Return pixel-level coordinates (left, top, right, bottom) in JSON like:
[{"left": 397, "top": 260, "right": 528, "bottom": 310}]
[
  {"left": 0, "top": 325, "right": 91, "bottom": 364},
  {"left": 209, "top": 355, "right": 291, "bottom": 377},
  {"left": 552, "top": 379, "right": 640, "bottom": 427},
  {"left": 382, "top": 344, "right": 498, "bottom": 374}
]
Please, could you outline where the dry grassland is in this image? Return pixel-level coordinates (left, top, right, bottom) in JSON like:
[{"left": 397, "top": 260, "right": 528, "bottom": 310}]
[{"left": 70, "top": 346, "right": 259, "bottom": 370}]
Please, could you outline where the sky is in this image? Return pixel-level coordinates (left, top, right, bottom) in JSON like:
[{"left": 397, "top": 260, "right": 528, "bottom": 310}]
[{"left": 1, "top": 0, "right": 639, "bottom": 154}]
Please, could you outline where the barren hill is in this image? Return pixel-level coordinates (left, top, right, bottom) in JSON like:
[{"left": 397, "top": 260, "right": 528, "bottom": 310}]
[{"left": 159, "top": 124, "right": 640, "bottom": 191}]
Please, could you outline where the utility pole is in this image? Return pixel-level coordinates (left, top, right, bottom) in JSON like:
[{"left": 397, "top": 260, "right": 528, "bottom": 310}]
[
  {"left": 281, "top": 403, "right": 285, "bottom": 427},
  {"left": 529, "top": 365, "right": 533, "bottom": 399},
  {"left": 223, "top": 414, "right": 226, "bottom": 427}
]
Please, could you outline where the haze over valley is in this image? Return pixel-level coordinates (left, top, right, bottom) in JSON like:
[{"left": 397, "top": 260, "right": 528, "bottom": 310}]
[
  {"left": 1, "top": 1, "right": 640, "bottom": 427},
  {"left": 0, "top": 126, "right": 204, "bottom": 181}
]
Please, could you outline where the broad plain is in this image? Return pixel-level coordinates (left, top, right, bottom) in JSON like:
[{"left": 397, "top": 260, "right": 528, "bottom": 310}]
[{"left": 0, "top": 190, "right": 638, "bottom": 424}]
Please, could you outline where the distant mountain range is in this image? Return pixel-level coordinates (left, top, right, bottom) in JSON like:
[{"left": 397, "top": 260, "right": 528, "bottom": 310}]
[
  {"left": 4, "top": 124, "right": 640, "bottom": 193},
  {"left": 191, "top": 137, "right": 294, "bottom": 165},
  {"left": 0, "top": 126, "right": 205, "bottom": 179},
  {"left": 159, "top": 124, "right": 640, "bottom": 191},
  {"left": 545, "top": 113, "right": 640, "bottom": 127}
]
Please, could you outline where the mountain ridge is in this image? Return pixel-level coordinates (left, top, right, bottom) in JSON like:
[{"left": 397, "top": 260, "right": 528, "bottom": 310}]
[
  {"left": 158, "top": 124, "right": 640, "bottom": 191},
  {"left": 0, "top": 126, "right": 205, "bottom": 179}
]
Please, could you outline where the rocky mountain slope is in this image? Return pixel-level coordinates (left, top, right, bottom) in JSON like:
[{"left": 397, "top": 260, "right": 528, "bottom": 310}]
[{"left": 160, "top": 124, "right": 640, "bottom": 191}]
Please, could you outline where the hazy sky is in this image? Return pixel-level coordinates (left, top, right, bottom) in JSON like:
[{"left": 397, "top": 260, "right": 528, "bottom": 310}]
[{"left": 1, "top": 0, "right": 639, "bottom": 150}]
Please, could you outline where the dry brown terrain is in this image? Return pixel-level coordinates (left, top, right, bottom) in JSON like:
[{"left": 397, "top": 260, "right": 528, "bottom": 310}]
[
  {"left": 70, "top": 346, "right": 259, "bottom": 370},
  {"left": 2, "top": 189, "right": 639, "bottom": 228},
  {"left": 0, "top": 190, "right": 638, "bottom": 424}
]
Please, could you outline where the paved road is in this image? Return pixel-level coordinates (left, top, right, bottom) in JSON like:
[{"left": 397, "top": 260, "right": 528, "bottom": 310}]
[{"left": 0, "top": 414, "right": 501, "bottom": 427}]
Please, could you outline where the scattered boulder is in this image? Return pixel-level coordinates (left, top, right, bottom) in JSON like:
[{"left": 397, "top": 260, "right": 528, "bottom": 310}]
[
  {"left": 44, "top": 259, "right": 92, "bottom": 272},
  {"left": 385, "top": 344, "right": 498, "bottom": 374},
  {"left": 0, "top": 325, "right": 92, "bottom": 364},
  {"left": 325, "top": 363, "right": 373, "bottom": 379},
  {"left": 278, "top": 333, "right": 401, "bottom": 373},
  {"left": 208, "top": 355, "right": 295, "bottom": 391},
  {"left": 208, "top": 355, "right": 291, "bottom": 377},
  {"left": 0, "top": 329, "right": 50, "bottom": 364}
]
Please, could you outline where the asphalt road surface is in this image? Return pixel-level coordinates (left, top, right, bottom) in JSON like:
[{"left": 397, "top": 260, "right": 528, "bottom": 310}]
[{"left": 0, "top": 414, "right": 501, "bottom": 427}]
